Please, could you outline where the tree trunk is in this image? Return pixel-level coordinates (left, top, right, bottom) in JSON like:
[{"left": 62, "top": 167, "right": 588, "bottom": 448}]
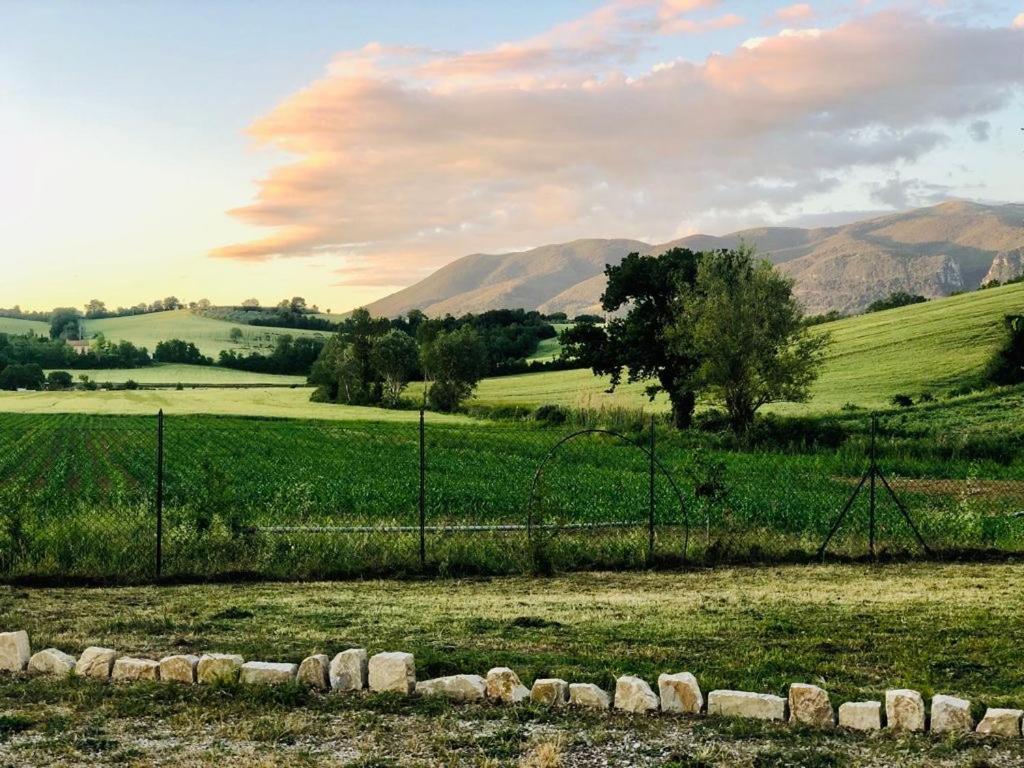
[{"left": 668, "top": 389, "right": 696, "bottom": 430}]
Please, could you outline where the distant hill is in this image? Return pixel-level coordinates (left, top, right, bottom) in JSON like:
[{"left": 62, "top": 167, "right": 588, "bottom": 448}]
[{"left": 366, "top": 201, "right": 1024, "bottom": 317}]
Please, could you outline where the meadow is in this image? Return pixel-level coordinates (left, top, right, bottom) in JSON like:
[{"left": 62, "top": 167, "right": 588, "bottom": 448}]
[
  {"left": 3, "top": 565, "right": 1024, "bottom": 766},
  {"left": 0, "top": 316, "right": 49, "bottom": 336},
  {"left": 53, "top": 363, "right": 306, "bottom": 386}
]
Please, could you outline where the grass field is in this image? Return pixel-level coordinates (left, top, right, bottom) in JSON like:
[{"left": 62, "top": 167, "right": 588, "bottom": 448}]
[
  {"left": 2, "top": 565, "right": 1024, "bottom": 766},
  {"left": 46, "top": 363, "right": 306, "bottom": 387},
  {"left": 85, "top": 310, "right": 330, "bottom": 357},
  {"left": 487, "top": 283, "right": 1024, "bottom": 414},
  {"left": 0, "top": 317, "right": 49, "bottom": 336}
]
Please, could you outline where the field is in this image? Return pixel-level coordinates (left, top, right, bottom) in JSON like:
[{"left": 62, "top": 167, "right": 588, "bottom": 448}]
[
  {"left": 489, "top": 283, "right": 1024, "bottom": 414},
  {"left": 0, "top": 316, "right": 49, "bottom": 336},
  {"left": 2, "top": 565, "right": 1024, "bottom": 766},
  {"left": 85, "top": 310, "right": 330, "bottom": 357},
  {"left": 47, "top": 363, "right": 306, "bottom": 387}
]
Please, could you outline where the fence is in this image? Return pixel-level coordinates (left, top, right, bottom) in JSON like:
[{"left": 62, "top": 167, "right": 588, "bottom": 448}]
[{"left": 0, "top": 410, "right": 1023, "bottom": 582}]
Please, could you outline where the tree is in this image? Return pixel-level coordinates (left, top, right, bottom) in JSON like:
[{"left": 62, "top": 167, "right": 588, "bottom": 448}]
[
  {"left": 370, "top": 330, "right": 419, "bottom": 407},
  {"left": 229, "top": 327, "right": 244, "bottom": 343},
  {"left": 84, "top": 299, "right": 107, "bottom": 318},
  {"left": 241, "top": 298, "right": 260, "bottom": 310},
  {"left": 289, "top": 297, "right": 307, "bottom": 314},
  {"left": 163, "top": 296, "right": 182, "bottom": 311},
  {"left": 670, "top": 246, "right": 829, "bottom": 434},
  {"left": 154, "top": 339, "right": 212, "bottom": 365},
  {"left": 46, "top": 370, "right": 74, "bottom": 390},
  {"left": 420, "top": 326, "right": 488, "bottom": 412},
  {"left": 0, "top": 363, "right": 44, "bottom": 391},
  {"left": 196, "top": 298, "right": 212, "bottom": 310},
  {"left": 984, "top": 314, "right": 1024, "bottom": 386},
  {"left": 49, "top": 307, "right": 81, "bottom": 340},
  {"left": 560, "top": 248, "right": 701, "bottom": 428},
  {"left": 865, "top": 292, "right": 927, "bottom": 314}
]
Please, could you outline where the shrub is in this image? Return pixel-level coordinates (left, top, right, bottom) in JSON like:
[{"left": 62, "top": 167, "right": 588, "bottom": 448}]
[
  {"left": 890, "top": 394, "right": 914, "bottom": 408},
  {"left": 46, "top": 370, "right": 73, "bottom": 390},
  {"left": 533, "top": 404, "right": 568, "bottom": 425},
  {"left": 0, "top": 363, "right": 44, "bottom": 391}
]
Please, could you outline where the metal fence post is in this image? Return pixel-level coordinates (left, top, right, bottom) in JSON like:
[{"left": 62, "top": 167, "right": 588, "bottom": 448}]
[
  {"left": 648, "top": 415, "right": 655, "bottom": 565},
  {"left": 155, "top": 408, "right": 164, "bottom": 579},
  {"left": 868, "top": 414, "right": 877, "bottom": 559},
  {"left": 419, "top": 408, "right": 426, "bottom": 568}
]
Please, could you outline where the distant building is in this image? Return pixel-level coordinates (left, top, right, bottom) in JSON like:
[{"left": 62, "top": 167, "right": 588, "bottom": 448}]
[{"left": 67, "top": 339, "right": 91, "bottom": 356}]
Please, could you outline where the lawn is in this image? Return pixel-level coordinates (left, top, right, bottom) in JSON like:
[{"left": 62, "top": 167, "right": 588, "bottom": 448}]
[
  {"left": 1, "top": 565, "right": 1024, "bottom": 766},
  {"left": 85, "top": 310, "right": 330, "bottom": 357},
  {"left": 0, "top": 317, "right": 49, "bottom": 336}
]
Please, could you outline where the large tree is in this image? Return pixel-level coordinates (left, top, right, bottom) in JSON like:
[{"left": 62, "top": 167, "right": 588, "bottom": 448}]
[
  {"left": 370, "top": 330, "right": 419, "bottom": 407},
  {"left": 420, "top": 326, "right": 488, "bottom": 412},
  {"left": 560, "top": 248, "right": 701, "bottom": 428},
  {"left": 671, "top": 246, "right": 829, "bottom": 434}
]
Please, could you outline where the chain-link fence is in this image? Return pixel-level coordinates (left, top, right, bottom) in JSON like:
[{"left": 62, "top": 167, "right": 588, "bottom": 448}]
[{"left": 1, "top": 411, "right": 1022, "bottom": 582}]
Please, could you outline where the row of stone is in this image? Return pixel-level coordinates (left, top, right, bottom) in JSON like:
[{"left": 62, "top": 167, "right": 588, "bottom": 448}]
[{"left": 3, "top": 631, "right": 1022, "bottom": 738}]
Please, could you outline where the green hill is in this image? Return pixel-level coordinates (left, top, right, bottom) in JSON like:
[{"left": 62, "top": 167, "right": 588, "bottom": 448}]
[
  {"left": 467, "top": 282, "right": 1024, "bottom": 414},
  {"left": 84, "top": 309, "right": 330, "bottom": 357},
  {"left": 0, "top": 317, "right": 49, "bottom": 336}
]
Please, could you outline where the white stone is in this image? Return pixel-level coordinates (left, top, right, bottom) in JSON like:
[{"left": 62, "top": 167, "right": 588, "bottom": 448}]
[
  {"left": 531, "top": 678, "right": 569, "bottom": 706},
  {"left": 197, "top": 653, "right": 244, "bottom": 684},
  {"left": 886, "top": 689, "right": 925, "bottom": 732},
  {"left": 976, "top": 708, "right": 1023, "bottom": 738},
  {"left": 486, "top": 667, "right": 530, "bottom": 703},
  {"left": 159, "top": 655, "right": 199, "bottom": 684},
  {"left": 240, "top": 661, "right": 298, "bottom": 685},
  {"left": 569, "top": 683, "right": 611, "bottom": 710},
  {"left": 788, "top": 683, "right": 834, "bottom": 728},
  {"left": 297, "top": 654, "right": 330, "bottom": 689},
  {"left": 112, "top": 657, "right": 160, "bottom": 682},
  {"left": 28, "top": 648, "right": 76, "bottom": 676},
  {"left": 707, "top": 690, "right": 787, "bottom": 721},
  {"left": 368, "top": 651, "right": 415, "bottom": 694},
  {"left": 330, "top": 648, "right": 368, "bottom": 691},
  {"left": 416, "top": 674, "right": 486, "bottom": 702},
  {"left": 614, "top": 676, "right": 659, "bottom": 714},
  {"left": 0, "top": 631, "right": 31, "bottom": 673},
  {"left": 838, "top": 701, "right": 882, "bottom": 731},
  {"left": 931, "top": 694, "right": 973, "bottom": 734},
  {"left": 75, "top": 646, "right": 117, "bottom": 679},
  {"left": 658, "top": 672, "right": 703, "bottom": 715}
]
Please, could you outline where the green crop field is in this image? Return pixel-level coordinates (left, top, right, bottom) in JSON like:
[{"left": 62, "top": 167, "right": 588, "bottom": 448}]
[
  {"left": 84, "top": 309, "right": 330, "bottom": 356},
  {"left": 0, "top": 317, "right": 49, "bottom": 336}
]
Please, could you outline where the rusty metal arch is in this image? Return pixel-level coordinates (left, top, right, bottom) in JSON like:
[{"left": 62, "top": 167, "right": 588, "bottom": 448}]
[{"left": 525, "top": 428, "right": 690, "bottom": 563}]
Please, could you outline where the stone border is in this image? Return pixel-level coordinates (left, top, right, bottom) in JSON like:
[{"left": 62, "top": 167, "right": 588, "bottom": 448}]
[{"left": 2, "top": 630, "right": 1020, "bottom": 738}]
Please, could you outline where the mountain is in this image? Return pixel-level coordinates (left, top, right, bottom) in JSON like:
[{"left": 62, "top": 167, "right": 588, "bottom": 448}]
[{"left": 365, "top": 201, "right": 1024, "bottom": 317}]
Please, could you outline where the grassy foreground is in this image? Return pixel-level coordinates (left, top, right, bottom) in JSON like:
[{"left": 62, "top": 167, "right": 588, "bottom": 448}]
[{"left": 2, "top": 565, "right": 1024, "bottom": 766}]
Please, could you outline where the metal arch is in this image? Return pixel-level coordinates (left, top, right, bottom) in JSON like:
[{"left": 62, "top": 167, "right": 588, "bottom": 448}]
[{"left": 525, "top": 428, "right": 690, "bottom": 561}]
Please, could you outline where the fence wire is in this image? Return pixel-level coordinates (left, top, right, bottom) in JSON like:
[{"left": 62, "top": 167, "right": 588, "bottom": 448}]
[{"left": 0, "top": 410, "right": 1022, "bottom": 582}]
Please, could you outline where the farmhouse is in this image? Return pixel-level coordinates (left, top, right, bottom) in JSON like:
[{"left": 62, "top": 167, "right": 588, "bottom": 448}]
[{"left": 67, "top": 339, "right": 91, "bottom": 355}]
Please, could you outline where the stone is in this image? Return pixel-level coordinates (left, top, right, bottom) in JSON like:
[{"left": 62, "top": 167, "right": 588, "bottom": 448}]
[
  {"left": 976, "top": 708, "right": 1024, "bottom": 738},
  {"left": 297, "top": 654, "right": 330, "bottom": 689},
  {"left": 838, "top": 701, "right": 882, "bottom": 731},
  {"left": 197, "top": 653, "right": 244, "bottom": 684},
  {"left": 75, "top": 647, "right": 117, "bottom": 679},
  {"left": 240, "top": 661, "right": 298, "bottom": 685},
  {"left": 28, "top": 648, "right": 76, "bottom": 676},
  {"left": 886, "top": 689, "right": 925, "bottom": 732},
  {"left": 788, "top": 683, "right": 834, "bottom": 728},
  {"left": 112, "top": 657, "right": 160, "bottom": 682},
  {"left": 486, "top": 667, "right": 530, "bottom": 704},
  {"left": 0, "top": 631, "right": 31, "bottom": 673},
  {"left": 416, "top": 674, "right": 487, "bottom": 702},
  {"left": 707, "top": 690, "right": 787, "bottom": 721},
  {"left": 159, "top": 655, "right": 199, "bottom": 684},
  {"left": 569, "top": 683, "right": 611, "bottom": 710},
  {"left": 614, "top": 676, "right": 659, "bottom": 714},
  {"left": 931, "top": 694, "right": 973, "bottom": 734},
  {"left": 658, "top": 672, "right": 703, "bottom": 715},
  {"left": 368, "top": 651, "right": 415, "bottom": 694},
  {"left": 531, "top": 678, "right": 569, "bottom": 706},
  {"left": 330, "top": 648, "right": 368, "bottom": 691}
]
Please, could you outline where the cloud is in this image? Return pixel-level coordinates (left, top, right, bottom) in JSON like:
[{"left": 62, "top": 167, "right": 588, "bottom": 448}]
[
  {"left": 968, "top": 119, "right": 990, "bottom": 142},
  {"left": 772, "top": 4, "right": 815, "bottom": 24},
  {"left": 869, "top": 174, "right": 954, "bottom": 209},
  {"left": 1014, "top": 13, "right": 1024, "bottom": 30},
  {"left": 214, "top": 7, "right": 1024, "bottom": 290}
]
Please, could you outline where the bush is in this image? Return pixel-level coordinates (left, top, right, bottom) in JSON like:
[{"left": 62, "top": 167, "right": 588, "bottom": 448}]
[
  {"left": 533, "top": 404, "right": 569, "bottom": 425},
  {"left": 890, "top": 394, "right": 914, "bottom": 408},
  {"left": 984, "top": 315, "right": 1024, "bottom": 386},
  {"left": 46, "top": 370, "right": 73, "bottom": 390},
  {"left": 0, "top": 363, "right": 44, "bottom": 391}
]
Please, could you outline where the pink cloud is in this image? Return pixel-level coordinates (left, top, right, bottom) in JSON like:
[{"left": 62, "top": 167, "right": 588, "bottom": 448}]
[
  {"left": 773, "top": 4, "right": 815, "bottom": 23},
  {"left": 214, "top": 9, "right": 1024, "bottom": 293},
  {"left": 1014, "top": 13, "right": 1024, "bottom": 30}
]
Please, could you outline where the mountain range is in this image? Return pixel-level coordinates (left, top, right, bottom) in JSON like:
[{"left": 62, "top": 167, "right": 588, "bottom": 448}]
[{"left": 365, "top": 201, "right": 1024, "bottom": 318}]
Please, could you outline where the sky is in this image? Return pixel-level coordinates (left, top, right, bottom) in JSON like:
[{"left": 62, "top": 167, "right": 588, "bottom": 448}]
[{"left": 1, "top": 0, "right": 1022, "bottom": 313}]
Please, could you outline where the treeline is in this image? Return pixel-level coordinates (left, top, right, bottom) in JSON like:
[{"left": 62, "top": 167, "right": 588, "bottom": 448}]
[
  {"left": 218, "top": 336, "right": 325, "bottom": 375},
  {"left": 0, "top": 333, "right": 151, "bottom": 371}
]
